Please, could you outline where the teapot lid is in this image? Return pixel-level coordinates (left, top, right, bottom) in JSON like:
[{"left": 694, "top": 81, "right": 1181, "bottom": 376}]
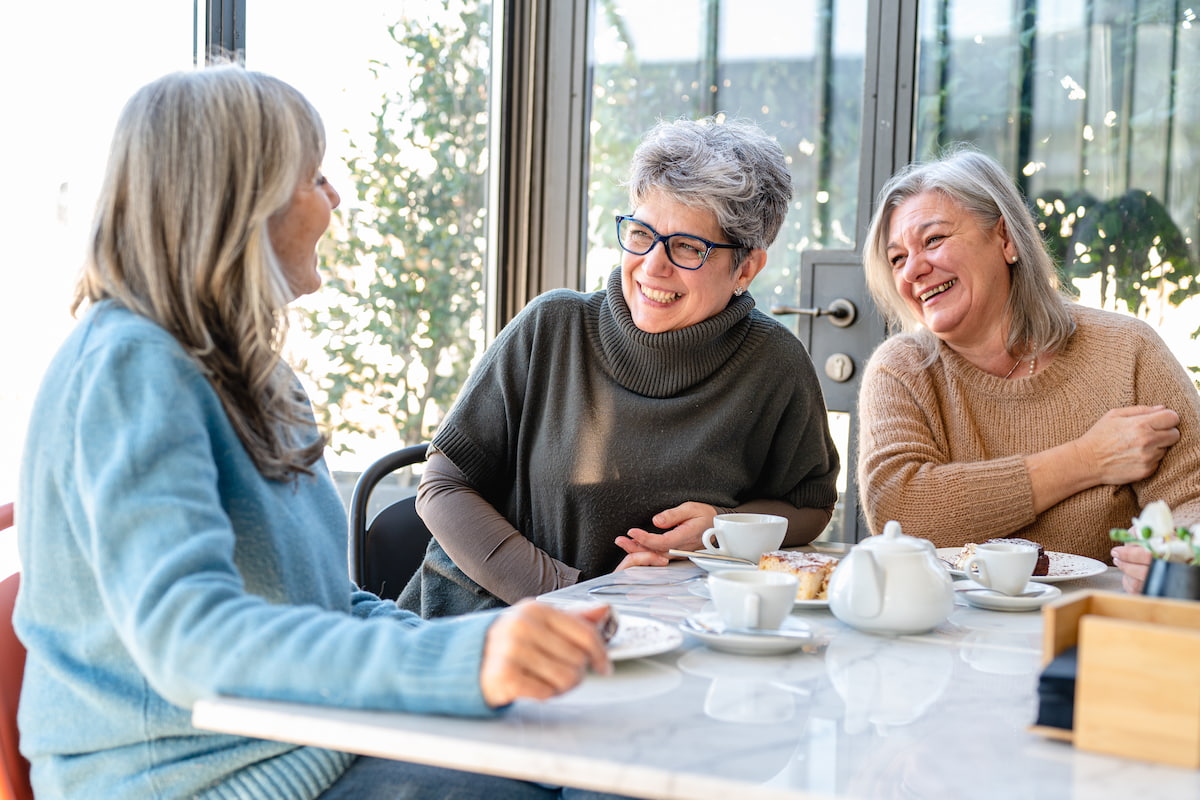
[{"left": 859, "top": 520, "right": 930, "bottom": 553}]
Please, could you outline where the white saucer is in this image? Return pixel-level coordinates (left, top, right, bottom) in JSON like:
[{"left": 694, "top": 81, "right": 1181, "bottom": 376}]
[
  {"left": 607, "top": 614, "right": 684, "bottom": 660},
  {"left": 954, "top": 579, "right": 1062, "bottom": 612},
  {"left": 687, "top": 549, "right": 758, "bottom": 573},
  {"left": 679, "top": 612, "right": 816, "bottom": 656},
  {"left": 688, "top": 580, "right": 829, "bottom": 609}
]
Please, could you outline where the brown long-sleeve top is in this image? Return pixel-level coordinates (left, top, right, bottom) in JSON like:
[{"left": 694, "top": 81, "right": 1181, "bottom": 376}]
[{"left": 857, "top": 304, "right": 1200, "bottom": 563}]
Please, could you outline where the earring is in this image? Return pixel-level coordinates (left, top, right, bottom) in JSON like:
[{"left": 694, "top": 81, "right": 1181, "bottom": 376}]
[
  {"left": 1009, "top": 256, "right": 1018, "bottom": 264},
  {"left": 733, "top": 286, "right": 745, "bottom": 297}
]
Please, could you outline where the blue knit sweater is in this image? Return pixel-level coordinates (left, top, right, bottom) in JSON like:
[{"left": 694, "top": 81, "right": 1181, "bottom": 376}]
[{"left": 16, "top": 302, "right": 498, "bottom": 799}]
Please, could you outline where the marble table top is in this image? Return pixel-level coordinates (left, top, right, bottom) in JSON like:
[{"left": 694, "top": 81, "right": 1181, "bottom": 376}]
[{"left": 193, "top": 559, "right": 1200, "bottom": 799}]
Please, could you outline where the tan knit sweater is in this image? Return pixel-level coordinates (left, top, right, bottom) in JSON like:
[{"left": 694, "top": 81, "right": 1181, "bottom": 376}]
[{"left": 857, "top": 304, "right": 1200, "bottom": 562}]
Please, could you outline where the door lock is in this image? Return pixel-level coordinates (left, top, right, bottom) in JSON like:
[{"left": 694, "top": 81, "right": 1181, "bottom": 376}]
[
  {"left": 824, "top": 353, "right": 855, "bottom": 382},
  {"left": 770, "top": 297, "right": 857, "bottom": 328}
]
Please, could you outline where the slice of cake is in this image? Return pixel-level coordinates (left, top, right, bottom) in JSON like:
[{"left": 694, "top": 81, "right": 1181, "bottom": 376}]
[
  {"left": 758, "top": 551, "right": 838, "bottom": 600},
  {"left": 953, "top": 538, "right": 1049, "bottom": 576}
]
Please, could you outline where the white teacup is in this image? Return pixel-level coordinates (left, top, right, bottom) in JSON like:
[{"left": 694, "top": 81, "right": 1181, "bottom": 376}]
[
  {"left": 709, "top": 570, "right": 798, "bottom": 630},
  {"left": 700, "top": 513, "right": 787, "bottom": 562},
  {"left": 964, "top": 542, "right": 1038, "bottom": 596}
]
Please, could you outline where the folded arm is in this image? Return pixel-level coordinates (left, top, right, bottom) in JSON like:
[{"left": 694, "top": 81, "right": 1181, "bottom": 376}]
[{"left": 416, "top": 450, "right": 581, "bottom": 603}]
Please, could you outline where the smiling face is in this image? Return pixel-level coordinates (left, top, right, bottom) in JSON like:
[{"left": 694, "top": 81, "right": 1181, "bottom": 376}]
[
  {"left": 886, "top": 191, "right": 1017, "bottom": 353},
  {"left": 269, "top": 169, "right": 341, "bottom": 299},
  {"left": 621, "top": 191, "right": 764, "bottom": 333}
]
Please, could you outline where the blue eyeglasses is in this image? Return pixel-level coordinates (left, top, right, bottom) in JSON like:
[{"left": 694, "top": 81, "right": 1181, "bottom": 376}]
[{"left": 614, "top": 215, "right": 743, "bottom": 270}]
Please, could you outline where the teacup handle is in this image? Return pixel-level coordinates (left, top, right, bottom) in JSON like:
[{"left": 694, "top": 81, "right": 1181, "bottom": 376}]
[
  {"left": 964, "top": 556, "right": 992, "bottom": 588},
  {"left": 743, "top": 594, "right": 761, "bottom": 628},
  {"left": 702, "top": 528, "right": 723, "bottom": 553}
]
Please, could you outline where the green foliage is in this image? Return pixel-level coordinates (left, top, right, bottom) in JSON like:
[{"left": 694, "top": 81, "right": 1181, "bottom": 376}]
[
  {"left": 1035, "top": 189, "right": 1199, "bottom": 314},
  {"left": 305, "top": 2, "right": 491, "bottom": 453}
]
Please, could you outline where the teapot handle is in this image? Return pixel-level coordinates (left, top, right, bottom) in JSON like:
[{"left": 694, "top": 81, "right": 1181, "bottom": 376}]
[{"left": 849, "top": 549, "right": 883, "bottom": 620}]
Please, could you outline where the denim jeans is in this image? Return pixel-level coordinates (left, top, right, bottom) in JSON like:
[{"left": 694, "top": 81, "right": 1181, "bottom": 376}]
[{"left": 316, "top": 755, "right": 644, "bottom": 800}]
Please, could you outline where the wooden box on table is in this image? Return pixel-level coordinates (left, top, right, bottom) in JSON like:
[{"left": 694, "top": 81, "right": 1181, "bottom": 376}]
[{"left": 1038, "top": 590, "right": 1200, "bottom": 768}]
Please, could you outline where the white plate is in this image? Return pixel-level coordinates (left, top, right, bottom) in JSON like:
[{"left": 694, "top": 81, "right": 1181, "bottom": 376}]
[
  {"left": 688, "top": 579, "right": 830, "bottom": 609},
  {"left": 937, "top": 547, "right": 1107, "bottom": 583},
  {"left": 686, "top": 549, "right": 758, "bottom": 573},
  {"left": 606, "top": 614, "right": 684, "bottom": 661},
  {"left": 954, "top": 579, "right": 1062, "bottom": 612},
  {"left": 679, "top": 612, "right": 816, "bottom": 656}
]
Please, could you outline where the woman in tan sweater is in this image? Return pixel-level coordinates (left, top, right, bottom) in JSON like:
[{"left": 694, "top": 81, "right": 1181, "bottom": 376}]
[{"left": 857, "top": 146, "right": 1200, "bottom": 592}]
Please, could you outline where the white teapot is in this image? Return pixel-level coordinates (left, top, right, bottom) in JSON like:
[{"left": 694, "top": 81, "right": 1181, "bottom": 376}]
[{"left": 827, "top": 520, "right": 954, "bottom": 635}]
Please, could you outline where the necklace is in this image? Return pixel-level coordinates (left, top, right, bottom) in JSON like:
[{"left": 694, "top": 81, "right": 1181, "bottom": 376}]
[{"left": 1002, "top": 344, "right": 1038, "bottom": 379}]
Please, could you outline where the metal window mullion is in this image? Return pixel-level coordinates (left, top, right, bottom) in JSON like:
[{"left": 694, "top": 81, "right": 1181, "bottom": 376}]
[{"left": 204, "top": 0, "right": 246, "bottom": 63}]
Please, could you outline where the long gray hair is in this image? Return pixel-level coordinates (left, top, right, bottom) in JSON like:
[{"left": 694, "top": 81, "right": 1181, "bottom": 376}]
[
  {"left": 76, "top": 65, "right": 327, "bottom": 480},
  {"left": 626, "top": 116, "right": 793, "bottom": 269},
  {"left": 863, "top": 145, "right": 1075, "bottom": 362}
]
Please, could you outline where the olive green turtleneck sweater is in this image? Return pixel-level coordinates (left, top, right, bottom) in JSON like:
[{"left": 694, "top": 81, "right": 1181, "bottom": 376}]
[{"left": 400, "top": 268, "right": 840, "bottom": 617}]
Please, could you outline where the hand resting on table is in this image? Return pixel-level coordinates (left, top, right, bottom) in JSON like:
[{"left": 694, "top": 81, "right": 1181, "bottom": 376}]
[
  {"left": 480, "top": 601, "right": 612, "bottom": 707},
  {"left": 1111, "top": 543, "right": 1155, "bottom": 594}
]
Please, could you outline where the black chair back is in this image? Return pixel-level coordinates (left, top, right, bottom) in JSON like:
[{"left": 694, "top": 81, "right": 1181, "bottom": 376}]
[{"left": 348, "top": 444, "right": 433, "bottom": 600}]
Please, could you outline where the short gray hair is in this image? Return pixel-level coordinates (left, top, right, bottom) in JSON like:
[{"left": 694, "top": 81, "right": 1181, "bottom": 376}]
[
  {"left": 863, "top": 145, "right": 1075, "bottom": 361},
  {"left": 626, "top": 117, "right": 793, "bottom": 268}
]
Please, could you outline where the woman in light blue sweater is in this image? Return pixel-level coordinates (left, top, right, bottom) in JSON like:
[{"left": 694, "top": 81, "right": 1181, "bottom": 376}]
[{"left": 15, "top": 66, "right": 620, "bottom": 800}]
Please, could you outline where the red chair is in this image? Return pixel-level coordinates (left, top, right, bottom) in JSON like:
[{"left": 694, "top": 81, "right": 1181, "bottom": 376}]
[{"left": 0, "top": 502, "right": 32, "bottom": 800}]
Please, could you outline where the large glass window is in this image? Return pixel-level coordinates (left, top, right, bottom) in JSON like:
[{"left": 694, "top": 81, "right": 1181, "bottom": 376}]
[
  {"left": 247, "top": 0, "right": 495, "bottom": 497},
  {"left": 0, "top": 2, "right": 193, "bottom": 519},
  {"left": 913, "top": 0, "right": 1200, "bottom": 374},
  {"left": 585, "top": 0, "right": 868, "bottom": 311}
]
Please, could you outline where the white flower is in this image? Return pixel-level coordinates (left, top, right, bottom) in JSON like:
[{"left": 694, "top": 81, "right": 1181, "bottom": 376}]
[
  {"left": 1126, "top": 501, "right": 1198, "bottom": 564},
  {"left": 1130, "top": 500, "right": 1176, "bottom": 539}
]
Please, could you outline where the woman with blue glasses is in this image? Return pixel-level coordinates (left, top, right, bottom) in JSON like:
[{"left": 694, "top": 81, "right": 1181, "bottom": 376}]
[{"left": 401, "top": 117, "right": 841, "bottom": 618}]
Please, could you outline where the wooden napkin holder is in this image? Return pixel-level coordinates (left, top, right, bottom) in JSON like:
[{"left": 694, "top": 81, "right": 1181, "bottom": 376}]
[{"left": 1037, "top": 590, "right": 1200, "bottom": 768}]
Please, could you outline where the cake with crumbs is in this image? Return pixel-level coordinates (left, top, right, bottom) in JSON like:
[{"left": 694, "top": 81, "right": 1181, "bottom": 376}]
[
  {"left": 953, "top": 537, "right": 1050, "bottom": 576},
  {"left": 757, "top": 551, "right": 838, "bottom": 600}
]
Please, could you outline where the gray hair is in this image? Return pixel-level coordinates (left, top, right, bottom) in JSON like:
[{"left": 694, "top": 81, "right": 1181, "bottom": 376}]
[
  {"left": 626, "top": 116, "right": 793, "bottom": 269},
  {"left": 76, "top": 64, "right": 327, "bottom": 480},
  {"left": 863, "top": 145, "right": 1075, "bottom": 362}
]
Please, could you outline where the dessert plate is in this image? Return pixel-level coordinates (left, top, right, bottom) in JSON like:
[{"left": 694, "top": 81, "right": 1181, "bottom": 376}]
[
  {"left": 937, "top": 547, "right": 1106, "bottom": 583},
  {"left": 686, "top": 548, "right": 758, "bottom": 573},
  {"left": 688, "top": 580, "right": 829, "bottom": 609},
  {"left": 606, "top": 614, "right": 684, "bottom": 661},
  {"left": 679, "top": 612, "right": 816, "bottom": 656},
  {"left": 954, "top": 579, "right": 1062, "bottom": 612}
]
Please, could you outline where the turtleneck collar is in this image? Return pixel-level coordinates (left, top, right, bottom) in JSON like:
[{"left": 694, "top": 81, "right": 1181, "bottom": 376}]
[{"left": 593, "top": 267, "right": 759, "bottom": 397}]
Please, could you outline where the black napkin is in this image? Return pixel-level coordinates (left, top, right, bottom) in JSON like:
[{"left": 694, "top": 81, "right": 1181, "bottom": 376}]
[{"left": 1035, "top": 645, "right": 1078, "bottom": 730}]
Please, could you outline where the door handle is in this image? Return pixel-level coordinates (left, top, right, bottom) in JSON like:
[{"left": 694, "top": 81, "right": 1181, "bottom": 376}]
[{"left": 770, "top": 297, "right": 857, "bottom": 328}]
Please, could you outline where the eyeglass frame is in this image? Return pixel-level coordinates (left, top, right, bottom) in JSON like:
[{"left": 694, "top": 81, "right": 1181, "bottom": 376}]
[{"left": 614, "top": 214, "right": 745, "bottom": 270}]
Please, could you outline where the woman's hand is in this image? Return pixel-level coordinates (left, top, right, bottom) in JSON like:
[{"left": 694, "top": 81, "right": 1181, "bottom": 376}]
[
  {"left": 1028, "top": 405, "right": 1181, "bottom": 514},
  {"left": 1078, "top": 406, "right": 1180, "bottom": 486},
  {"left": 1111, "top": 543, "right": 1154, "bottom": 594},
  {"left": 479, "top": 601, "right": 611, "bottom": 707},
  {"left": 612, "top": 501, "right": 720, "bottom": 568}
]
